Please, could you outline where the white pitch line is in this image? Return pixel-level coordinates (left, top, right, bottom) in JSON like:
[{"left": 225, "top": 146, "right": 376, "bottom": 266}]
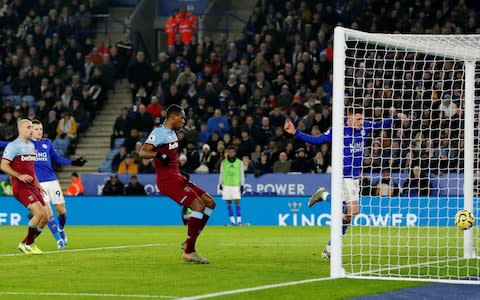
[
  {"left": 176, "top": 277, "right": 335, "bottom": 300},
  {"left": 177, "top": 256, "right": 480, "bottom": 299},
  {"left": 0, "top": 243, "right": 168, "bottom": 257},
  {"left": 0, "top": 291, "right": 175, "bottom": 299}
]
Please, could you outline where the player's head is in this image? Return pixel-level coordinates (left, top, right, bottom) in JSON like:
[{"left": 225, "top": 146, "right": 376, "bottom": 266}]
[
  {"left": 165, "top": 104, "right": 185, "bottom": 130},
  {"left": 347, "top": 106, "right": 364, "bottom": 130},
  {"left": 31, "top": 119, "right": 43, "bottom": 140},
  {"left": 226, "top": 145, "right": 237, "bottom": 161},
  {"left": 17, "top": 118, "right": 33, "bottom": 140}
]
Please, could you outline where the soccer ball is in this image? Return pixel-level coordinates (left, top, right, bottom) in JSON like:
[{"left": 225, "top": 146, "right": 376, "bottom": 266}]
[{"left": 454, "top": 209, "right": 475, "bottom": 230}]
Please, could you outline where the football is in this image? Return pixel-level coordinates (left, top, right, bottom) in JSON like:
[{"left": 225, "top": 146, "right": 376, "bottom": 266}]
[{"left": 454, "top": 209, "right": 475, "bottom": 230}]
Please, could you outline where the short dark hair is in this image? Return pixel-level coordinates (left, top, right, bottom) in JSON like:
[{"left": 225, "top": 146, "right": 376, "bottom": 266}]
[
  {"left": 347, "top": 106, "right": 363, "bottom": 116},
  {"left": 31, "top": 119, "right": 42, "bottom": 125},
  {"left": 166, "top": 104, "right": 183, "bottom": 119},
  {"left": 71, "top": 172, "right": 79, "bottom": 177}
]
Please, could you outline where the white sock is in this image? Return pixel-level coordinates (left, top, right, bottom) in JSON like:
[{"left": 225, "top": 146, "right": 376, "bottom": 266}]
[
  {"left": 236, "top": 216, "right": 242, "bottom": 224},
  {"left": 230, "top": 216, "right": 236, "bottom": 224}
]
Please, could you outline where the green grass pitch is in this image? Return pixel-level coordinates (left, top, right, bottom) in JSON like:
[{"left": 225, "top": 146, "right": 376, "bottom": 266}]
[{"left": 0, "top": 226, "right": 445, "bottom": 300}]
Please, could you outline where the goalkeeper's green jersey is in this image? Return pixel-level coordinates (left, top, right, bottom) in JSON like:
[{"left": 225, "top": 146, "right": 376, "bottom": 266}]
[{"left": 219, "top": 158, "right": 244, "bottom": 186}]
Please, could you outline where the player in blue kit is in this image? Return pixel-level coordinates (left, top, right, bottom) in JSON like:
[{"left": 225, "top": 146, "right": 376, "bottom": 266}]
[
  {"left": 0, "top": 120, "right": 87, "bottom": 249},
  {"left": 31, "top": 119, "right": 87, "bottom": 248},
  {"left": 284, "top": 107, "right": 406, "bottom": 259}
]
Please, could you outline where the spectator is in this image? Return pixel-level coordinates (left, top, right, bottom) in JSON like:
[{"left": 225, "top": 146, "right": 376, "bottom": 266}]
[
  {"left": 272, "top": 151, "right": 291, "bottom": 173},
  {"left": 125, "top": 175, "right": 146, "bottom": 196},
  {"left": 112, "top": 145, "right": 128, "bottom": 172},
  {"left": 402, "top": 166, "right": 432, "bottom": 197},
  {"left": 207, "top": 108, "right": 230, "bottom": 138},
  {"left": 54, "top": 111, "right": 77, "bottom": 156},
  {"left": 118, "top": 153, "right": 139, "bottom": 175},
  {"left": 375, "top": 169, "right": 397, "bottom": 196},
  {"left": 313, "top": 151, "right": 329, "bottom": 173},
  {"left": 196, "top": 143, "right": 215, "bottom": 173},
  {"left": 138, "top": 158, "right": 155, "bottom": 174},
  {"left": 290, "top": 148, "right": 314, "bottom": 173},
  {"left": 122, "top": 128, "right": 140, "bottom": 153},
  {"left": 133, "top": 104, "right": 154, "bottom": 137},
  {"left": 102, "top": 174, "right": 125, "bottom": 196},
  {"left": 127, "top": 51, "right": 153, "bottom": 102},
  {"left": 146, "top": 96, "right": 162, "bottom": 120},
  {"left": 64, "top": 172, "right": 84, "bottom": 196},
  {"left": 110, "top": 107, "right": 130, "bottom": 149},
  {"left": 254, "top": 152, "right": 273, "bottom": 176}
]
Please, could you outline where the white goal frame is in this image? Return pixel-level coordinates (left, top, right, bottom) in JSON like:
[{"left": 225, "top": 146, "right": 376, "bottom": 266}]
[{"left": 331, "top": 26, "right": 479, "bottom": 284}]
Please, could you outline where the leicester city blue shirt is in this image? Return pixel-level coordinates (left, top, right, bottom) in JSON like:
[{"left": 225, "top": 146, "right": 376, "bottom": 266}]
[
  {"left": 32, "top": 139, "right": 72, "bottom": 182},
  {"left": 295, "top": 119, "right": 395, "bottom": 179}
]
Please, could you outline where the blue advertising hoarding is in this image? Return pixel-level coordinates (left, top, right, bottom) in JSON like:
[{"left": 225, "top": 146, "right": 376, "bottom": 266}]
[
  {"left": 81, "top": 173, "right": 330, "bottom": 196},
  {"left": 0, "top": 196, "right": 467, "bottom": 227}
]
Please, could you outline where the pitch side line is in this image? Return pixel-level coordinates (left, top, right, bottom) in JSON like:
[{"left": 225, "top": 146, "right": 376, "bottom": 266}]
[
  {"left": 0, "top": 243, "right": 168, "bottom": 257},
  {"left": 0, "top": 291, "right": 175, "bottom": 299},
  {"left": 176, "top": 277, "right": 336, "bottom": 300}
]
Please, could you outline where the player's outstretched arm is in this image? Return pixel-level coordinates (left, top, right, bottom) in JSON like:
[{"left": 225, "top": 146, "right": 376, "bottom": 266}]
[
  {"left": 139, "top": 143, "right": 157, "bottom": 159},
  {"left": 370, "top": 112, "right": 408, "bottom": 129},
  {"left": 49, "top": 141, "right": 73, "bottom": 165},
  {"left": 284, "top": 120, "right": 332, "bottom": 145}
]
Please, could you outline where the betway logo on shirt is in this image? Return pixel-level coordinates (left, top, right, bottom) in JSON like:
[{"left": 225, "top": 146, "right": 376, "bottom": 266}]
[
  {"left": 20, "top": 155, "right": 36, "bottom": 161},
  {"left": 168, "top": 142, "right": 178, "bottom": 150}
]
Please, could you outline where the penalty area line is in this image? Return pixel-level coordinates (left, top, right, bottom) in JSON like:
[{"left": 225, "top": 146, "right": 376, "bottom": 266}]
[
  {"left": 176, "top": 276, "right": 335, "bottom": 300},
  {"left": 0, "top": 243, "right": 168, "bottom": 257},
  {"left": 0, "top": 291, "right": 176, "bottom": 299}
]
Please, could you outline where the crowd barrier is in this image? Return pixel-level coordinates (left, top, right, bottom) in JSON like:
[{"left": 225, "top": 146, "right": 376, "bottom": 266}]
[
  {"left": 0, "top": 172, "right": 468, "bottom": 197},
  {"left": 0, "top": 196, "right": 466, "bottom": 227}
]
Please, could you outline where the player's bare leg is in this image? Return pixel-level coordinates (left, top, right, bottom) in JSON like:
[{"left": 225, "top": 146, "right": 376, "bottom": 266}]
[
  {"left": 19, "top": 202, "right": 47, "bottom": 254},
  {"left": 55, "top": 203, "right": 68, "bottom": 245},
  {"left": 182, "top": 197, "right": 210, "bottom": 264}
]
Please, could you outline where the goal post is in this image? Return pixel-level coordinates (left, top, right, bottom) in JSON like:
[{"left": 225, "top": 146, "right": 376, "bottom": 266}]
[{"left": 331, "top": 27, "right": 479, "bottom": 284}]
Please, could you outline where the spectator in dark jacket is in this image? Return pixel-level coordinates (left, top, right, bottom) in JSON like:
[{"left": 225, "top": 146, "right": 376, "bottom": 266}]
[
  {"left": 402, "top": 166, "right": 432, "bottom": 197},
  {"left": 127, "top": 51, "right": 153, "bottom": 101},
  {"left": 290, "top": 148, "right": 314, "bottom": 173},
  {"left": 102, "top": 174, "right": 125, "bottom": 196},
  {"left": 124, "top": 175, "right": 146, "bottom": 196}
]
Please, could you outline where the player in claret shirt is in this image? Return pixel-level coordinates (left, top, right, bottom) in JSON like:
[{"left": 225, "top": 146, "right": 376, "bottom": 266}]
[
  {"left": 0, "top": 118, "right": 47, "bottom": 254},
  {"left": 140, "top": 104, "right": 216, "bottom": 264}
]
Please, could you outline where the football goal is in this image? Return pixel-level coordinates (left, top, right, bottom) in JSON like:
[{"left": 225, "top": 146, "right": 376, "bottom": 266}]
[{"left": 331, "top": 27, "right": 479, "bottom": 284}]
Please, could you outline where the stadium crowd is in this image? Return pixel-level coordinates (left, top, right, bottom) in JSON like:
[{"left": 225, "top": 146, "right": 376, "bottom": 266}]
[
  {"left": 0, "top": 0, "right": 120, "bottom": 157},
  {"left": 2, "top": 0, "right": 480, "bottom": 194},
  {"left": 108, "top": 0, "right": 480, "bottom": 186}
]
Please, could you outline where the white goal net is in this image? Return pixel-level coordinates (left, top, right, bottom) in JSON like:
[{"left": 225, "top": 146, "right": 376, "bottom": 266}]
[{"left": 331, "top": 27, "right": 480, "bottom": 284}]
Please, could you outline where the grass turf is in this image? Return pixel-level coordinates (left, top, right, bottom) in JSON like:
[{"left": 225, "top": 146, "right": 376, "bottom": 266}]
[{"left": 0, "top": 226, "right": 430, "bottom": 299}]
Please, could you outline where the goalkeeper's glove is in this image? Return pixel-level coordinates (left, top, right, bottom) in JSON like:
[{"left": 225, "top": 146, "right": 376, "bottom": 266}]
[
  {"left": 180, "top": 170, "right": 190, "bottom": 180},
  {"left": 71, "top": 157, "right": 87, "bottom": 166},
  {"left": 218, "top": 184, "right": 223, "bottom": 191},
  {"left": 156, "top": 152, "right": 170, "bottom": 166},
  {"left": 240, "top": 185, "right": 244, "bottom": 194}
]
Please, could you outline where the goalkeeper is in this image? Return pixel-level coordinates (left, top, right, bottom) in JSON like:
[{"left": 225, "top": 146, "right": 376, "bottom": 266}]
[{"left": 284, "top": 107, "right": 406, "bottom": 259}]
